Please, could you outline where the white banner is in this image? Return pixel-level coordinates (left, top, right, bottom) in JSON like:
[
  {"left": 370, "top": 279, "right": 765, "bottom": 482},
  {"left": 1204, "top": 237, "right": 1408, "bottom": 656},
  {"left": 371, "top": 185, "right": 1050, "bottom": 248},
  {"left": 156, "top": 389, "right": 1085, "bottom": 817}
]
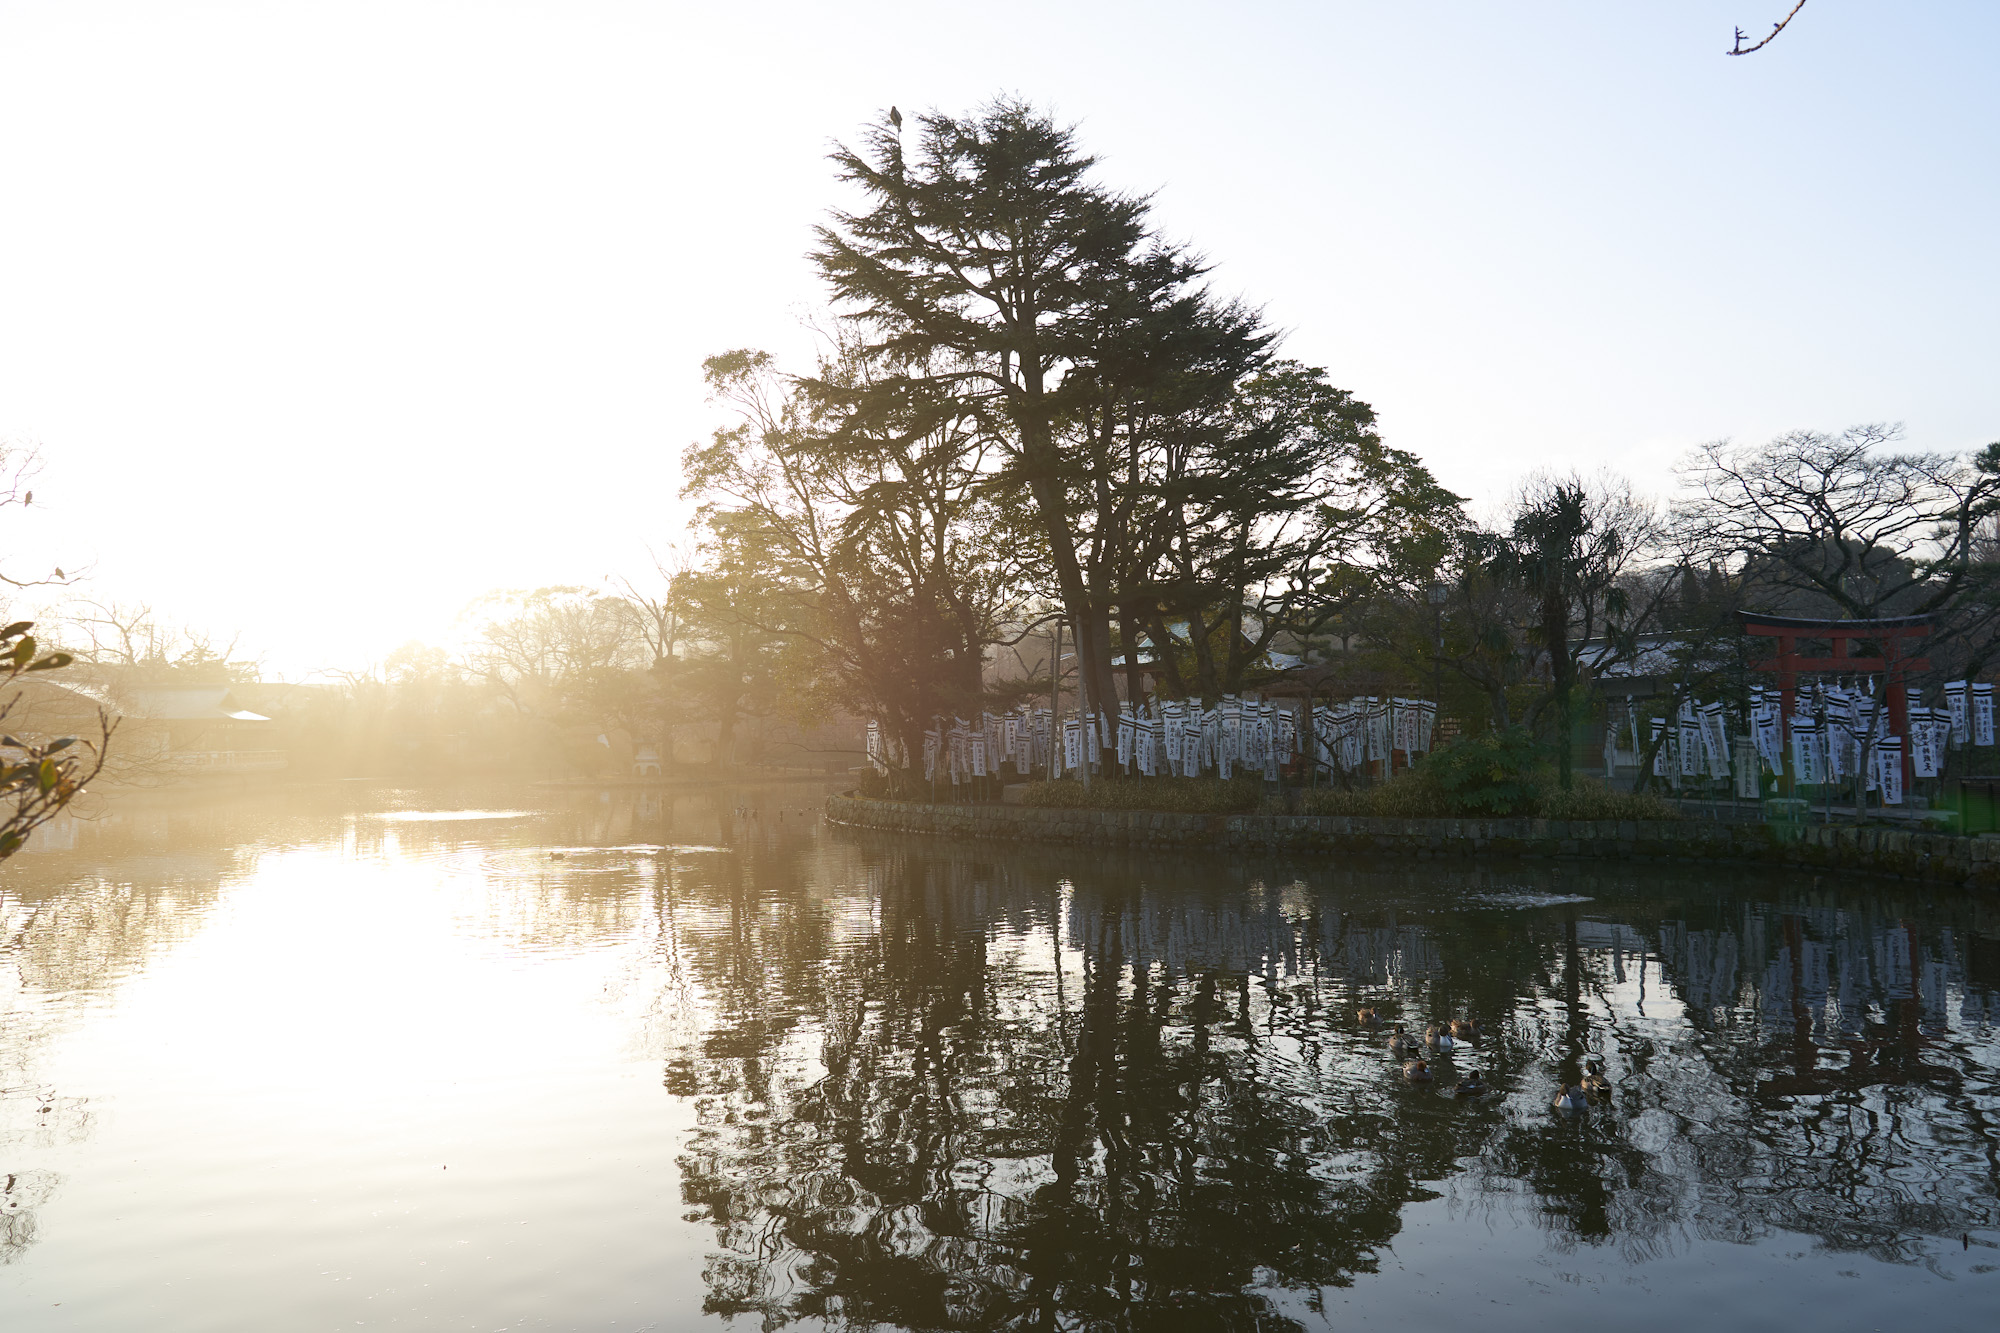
[
  {"left": 1875, "top": 736, "right": 1904, "bottom": 804},
  {"left": 1790, "top": 718, "right": 1821, "bottom": 785},
  {"left": 1910, "top": 707, "right": 1941, "bottom": 779}
]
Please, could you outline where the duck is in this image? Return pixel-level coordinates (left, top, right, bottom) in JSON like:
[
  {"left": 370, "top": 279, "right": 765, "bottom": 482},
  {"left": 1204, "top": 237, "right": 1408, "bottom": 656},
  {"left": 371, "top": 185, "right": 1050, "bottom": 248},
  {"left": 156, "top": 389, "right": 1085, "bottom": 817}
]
[
  {"left": 1357, "top": 1006, "right": 1381, "bottom": 1027},
  {"left": 1387, "top": 1025, "right": 1416, "bottom": 1058},
  {"left": 1425, "top": 1025, "right": 1456, "bottom": 1053},
  {"left": 1403, "top": 1059, "right": 1433, "bottom": 1083},
  {"left": 1581, "top": 1058, "right": 1612, "bottom": 1095},
  {"left": 1454, "top": 1071, "right": 1488, "bottom": 1097},
  {"left": 1552, "top": 1085, "right": 1589, "bottom": 1112},
  {"left": 1449, "top": 1018, "right": 1481, "bottom": 1042}
]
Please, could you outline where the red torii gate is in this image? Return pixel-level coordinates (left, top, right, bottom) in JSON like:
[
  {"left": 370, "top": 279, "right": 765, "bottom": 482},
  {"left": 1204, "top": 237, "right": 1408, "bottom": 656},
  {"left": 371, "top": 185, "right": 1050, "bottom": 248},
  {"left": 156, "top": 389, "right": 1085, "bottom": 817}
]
[{"left": 1738, "top": 611, "right": 1933, "bottom": 789}]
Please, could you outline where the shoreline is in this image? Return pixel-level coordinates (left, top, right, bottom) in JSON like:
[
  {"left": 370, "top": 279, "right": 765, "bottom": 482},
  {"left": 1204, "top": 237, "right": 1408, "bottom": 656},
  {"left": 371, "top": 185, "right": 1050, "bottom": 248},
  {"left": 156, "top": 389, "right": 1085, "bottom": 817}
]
[{"left": 824, "top": 793, "right": 2000, "bottom": 890}]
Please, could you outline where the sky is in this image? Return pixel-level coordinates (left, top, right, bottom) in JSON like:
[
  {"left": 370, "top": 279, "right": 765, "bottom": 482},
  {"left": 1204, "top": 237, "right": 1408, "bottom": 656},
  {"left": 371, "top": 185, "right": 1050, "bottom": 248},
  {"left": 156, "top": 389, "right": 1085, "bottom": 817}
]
[{"left": 0, "top": 0, "right": 1995, "bottom": 678}]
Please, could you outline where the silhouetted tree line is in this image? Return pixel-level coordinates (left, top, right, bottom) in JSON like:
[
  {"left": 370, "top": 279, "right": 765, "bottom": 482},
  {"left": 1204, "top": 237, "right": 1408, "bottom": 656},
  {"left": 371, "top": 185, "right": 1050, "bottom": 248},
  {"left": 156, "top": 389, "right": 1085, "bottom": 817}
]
[
  {"left": 13, "top": 106, "right": 1998, "bottom": 793},
  {"left": 669, "top": 102, "right": 2000, "bottom": 795}
]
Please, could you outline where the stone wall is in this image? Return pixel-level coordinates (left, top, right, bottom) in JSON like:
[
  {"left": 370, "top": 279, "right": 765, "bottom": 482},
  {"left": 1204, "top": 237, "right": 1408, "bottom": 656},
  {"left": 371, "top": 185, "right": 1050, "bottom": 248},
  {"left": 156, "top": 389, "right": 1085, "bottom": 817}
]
[{"left": 824, "top": 794, "right": 2000, "bottom": 890}]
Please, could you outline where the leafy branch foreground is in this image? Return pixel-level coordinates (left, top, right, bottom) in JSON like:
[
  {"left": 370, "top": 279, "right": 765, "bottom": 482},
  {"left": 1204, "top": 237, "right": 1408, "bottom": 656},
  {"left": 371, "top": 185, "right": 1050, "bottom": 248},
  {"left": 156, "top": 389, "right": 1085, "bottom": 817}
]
[{"left": 0, "top": 621, "right": 114, "bottom": 860}]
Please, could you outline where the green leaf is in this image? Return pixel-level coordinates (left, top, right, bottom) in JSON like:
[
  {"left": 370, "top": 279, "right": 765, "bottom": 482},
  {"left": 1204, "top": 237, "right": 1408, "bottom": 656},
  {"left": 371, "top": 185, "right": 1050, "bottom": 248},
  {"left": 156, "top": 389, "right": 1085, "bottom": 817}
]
[
  {"left": 37, "top": 758, "right": 57, "bottom": 792},
  {"left": 12, "top": 636, "right": 34, "bottom": 666},
  {"left": 0, "top": 621, "right": 31, "bottom": 640},
  {"left": 27, "top": 653, "right": 73, "bottom": 672},
  {"left": 0, "top": 833, "right": 23, "bottom": 857},
  {"left": 46, "top": 736, "right": 77, "bottom": 752}
]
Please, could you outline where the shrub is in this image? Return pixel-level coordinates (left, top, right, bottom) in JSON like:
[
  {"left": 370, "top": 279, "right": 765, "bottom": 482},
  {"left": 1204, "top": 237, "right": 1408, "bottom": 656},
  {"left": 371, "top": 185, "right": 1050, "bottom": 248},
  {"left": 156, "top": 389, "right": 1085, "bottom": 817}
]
[
  {"left": 1018, "top": 776, "right": 1267, "bottom": 814},
  {"left": 1298, "top": 764, "right": 1447, "bottom": 817},
  {"left": 1537, "top": 780, "right": 1680, "bottom": 821},
  {"left": 1296, "top": 729, "right": 1686, "bottom": 820},
  {"left": 1424, "top": 726, "right": 1546, "bottom": 816}
]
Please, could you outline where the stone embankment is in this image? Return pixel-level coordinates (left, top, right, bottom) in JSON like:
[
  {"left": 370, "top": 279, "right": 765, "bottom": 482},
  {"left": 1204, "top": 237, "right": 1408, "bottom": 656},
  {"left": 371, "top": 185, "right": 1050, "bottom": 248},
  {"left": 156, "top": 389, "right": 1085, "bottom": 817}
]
[{"left": 824, "top": 794, "right": 2000, "bottom": 889}]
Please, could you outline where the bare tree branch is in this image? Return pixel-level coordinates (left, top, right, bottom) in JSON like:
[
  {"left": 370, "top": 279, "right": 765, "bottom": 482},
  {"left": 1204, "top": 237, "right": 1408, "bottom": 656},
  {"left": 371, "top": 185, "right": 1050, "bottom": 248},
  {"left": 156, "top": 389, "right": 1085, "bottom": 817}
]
[{"left": 1729, "top": 0, "right": 1809, "bottom": 56}]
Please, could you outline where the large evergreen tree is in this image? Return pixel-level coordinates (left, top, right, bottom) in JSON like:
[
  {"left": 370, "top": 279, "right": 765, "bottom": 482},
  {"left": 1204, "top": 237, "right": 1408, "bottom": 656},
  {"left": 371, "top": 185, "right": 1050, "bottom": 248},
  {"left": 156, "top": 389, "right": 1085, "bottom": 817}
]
[{"left": 812, "top": 98, "right": 1246, "bottom": 715}]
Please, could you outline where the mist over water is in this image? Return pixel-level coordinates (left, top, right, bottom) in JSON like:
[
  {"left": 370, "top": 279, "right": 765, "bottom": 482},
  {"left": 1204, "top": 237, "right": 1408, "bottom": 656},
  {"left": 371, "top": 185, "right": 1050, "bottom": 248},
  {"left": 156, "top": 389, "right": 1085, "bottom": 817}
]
[{"left": 1, "top": 783, "right": 1997, "bottom": 1331}]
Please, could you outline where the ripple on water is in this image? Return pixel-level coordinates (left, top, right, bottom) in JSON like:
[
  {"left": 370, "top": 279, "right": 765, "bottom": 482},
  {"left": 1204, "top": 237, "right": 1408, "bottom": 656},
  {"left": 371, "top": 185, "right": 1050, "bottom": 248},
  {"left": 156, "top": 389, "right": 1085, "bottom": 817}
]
[
  {"left": 1461, "top": 890, "right": 1597, "bottom": 909},
  {"left": 368, "top": 810, "right": 539, "bottom": 823}
]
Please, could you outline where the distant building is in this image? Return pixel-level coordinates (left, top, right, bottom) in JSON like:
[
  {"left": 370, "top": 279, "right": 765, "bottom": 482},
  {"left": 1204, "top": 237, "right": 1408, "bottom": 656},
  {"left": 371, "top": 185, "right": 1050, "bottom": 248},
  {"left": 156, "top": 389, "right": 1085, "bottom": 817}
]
[
  {"left": 117, "top": 686, "right": 287, "bottom": 775},
  {"left": 4, "top": 677, "right": 287, "bottom": 779}
]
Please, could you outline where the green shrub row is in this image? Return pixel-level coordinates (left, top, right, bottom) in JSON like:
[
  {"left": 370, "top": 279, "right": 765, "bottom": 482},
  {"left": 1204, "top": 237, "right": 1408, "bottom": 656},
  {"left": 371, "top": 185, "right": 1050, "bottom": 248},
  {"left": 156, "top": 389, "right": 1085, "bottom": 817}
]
[
  {"left": 1296, "top": 774, "right": 1680, "bottom": 821},
  {"left": 1016, "top": 776, "right": 1269, "bottom": 814},
  {"left": 1014, "top": 772, "right": 1678, "bottom": 821},
  {"left": 1015, "top": 725, "right": 1682, "bottom": 821},
  {"left": 879, "top": 727, "right": 1682, "bottom": 821}
]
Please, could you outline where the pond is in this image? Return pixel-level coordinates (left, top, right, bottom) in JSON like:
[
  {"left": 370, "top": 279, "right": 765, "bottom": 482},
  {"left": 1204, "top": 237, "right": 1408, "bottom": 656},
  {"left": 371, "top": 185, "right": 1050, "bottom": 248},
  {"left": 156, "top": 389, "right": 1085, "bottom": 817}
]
[{"left": 1, "top": 783, "right": 1997, "bottom": 1331}]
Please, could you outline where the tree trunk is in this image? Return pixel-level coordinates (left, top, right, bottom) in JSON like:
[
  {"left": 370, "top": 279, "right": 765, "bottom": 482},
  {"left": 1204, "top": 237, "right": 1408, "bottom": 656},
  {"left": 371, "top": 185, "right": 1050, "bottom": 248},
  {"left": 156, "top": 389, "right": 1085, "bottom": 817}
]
[
  {"left": 1021, "top": 422, "right": 1117, "bottom": 726},
  {"left": 1120, "top": 606, "right": 1145, "bottom": 715},
  {"left": 1144, "top": 612, "right": 1189, "bottom": 699},
  {"left": 1545, "top": 587, "right": 1572, "bottom": 790}
]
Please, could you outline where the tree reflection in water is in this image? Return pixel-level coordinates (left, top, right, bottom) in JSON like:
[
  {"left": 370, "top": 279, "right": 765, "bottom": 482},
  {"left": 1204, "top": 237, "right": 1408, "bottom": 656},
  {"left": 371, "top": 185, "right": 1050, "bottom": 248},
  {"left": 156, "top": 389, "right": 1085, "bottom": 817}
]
[{"left": 662, "top": 833, "right": 2000, "bottom": 1330}]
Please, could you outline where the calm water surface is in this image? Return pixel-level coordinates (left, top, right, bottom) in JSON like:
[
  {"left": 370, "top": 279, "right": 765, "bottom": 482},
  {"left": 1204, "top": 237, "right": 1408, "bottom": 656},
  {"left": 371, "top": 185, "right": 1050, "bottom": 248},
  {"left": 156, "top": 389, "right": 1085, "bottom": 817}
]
[{"left": 1, "top": 783, "right": 1997, "bottom": 1331}]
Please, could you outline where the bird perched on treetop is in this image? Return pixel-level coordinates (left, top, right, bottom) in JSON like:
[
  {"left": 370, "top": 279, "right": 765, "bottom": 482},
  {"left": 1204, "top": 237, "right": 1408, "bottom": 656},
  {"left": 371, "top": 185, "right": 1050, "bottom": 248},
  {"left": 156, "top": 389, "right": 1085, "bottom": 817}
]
[{"left": 888, "top": 105, "right": 903, "bottom": 132}]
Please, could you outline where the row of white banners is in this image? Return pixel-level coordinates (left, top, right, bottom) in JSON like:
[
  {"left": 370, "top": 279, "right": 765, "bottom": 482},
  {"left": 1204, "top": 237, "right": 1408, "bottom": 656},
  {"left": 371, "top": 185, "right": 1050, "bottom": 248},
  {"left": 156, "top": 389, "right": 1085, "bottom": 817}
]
[
  {"left": 1606, "top": 681, "right": 1995, "bottom": 806},
  {"left": 865, "top": 695, "right": 1439, "bottom": 785}
]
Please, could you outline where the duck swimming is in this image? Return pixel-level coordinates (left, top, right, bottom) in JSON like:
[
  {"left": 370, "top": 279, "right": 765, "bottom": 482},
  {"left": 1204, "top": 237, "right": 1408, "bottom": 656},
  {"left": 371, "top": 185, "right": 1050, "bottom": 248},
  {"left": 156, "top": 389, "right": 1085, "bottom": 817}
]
[
  {"left": 1552, "top": 1085, "right": 1589, "bottom": 1112},
  {"left": 1403, "top": 1059, "right": 1433, "bottom": 1083},
  {"left": 1449, "top": 1018, "right": 1481, "bottom": 1041},
  {"left": 1357, "top": 1006, "right": 1381, "bottom": 1027},
  {"left": 1425, "top": 1025, "right": 1456, "bottom": 1052},
  {"left": 1388, "top": 1025, "right": 1416, "bottom": 1058},
  {"left": 1581, "top": 1058, "right": 1611, "bottom": 1095},
  {"left": 1454, "top": 1071, "right": 1488, "bottom": 1097}
]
